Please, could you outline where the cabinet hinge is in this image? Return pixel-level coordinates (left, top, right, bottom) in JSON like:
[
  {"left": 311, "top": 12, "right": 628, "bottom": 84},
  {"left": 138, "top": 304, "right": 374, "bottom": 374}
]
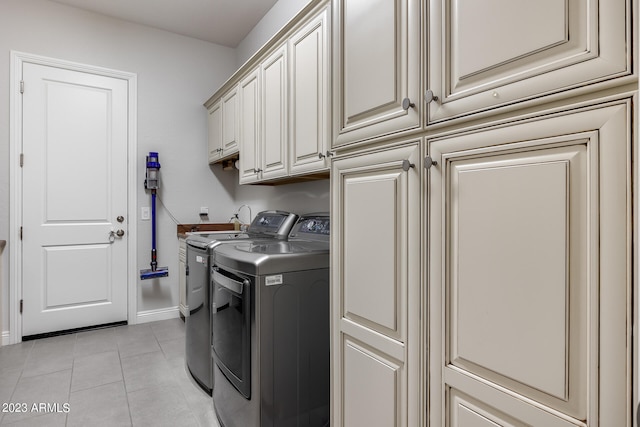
[
  {"left": 19, "top": 153, "right": 24, "bottom": 167},
  {"left": 20, "top": 80, "right": 24, "bottom": 94},
  {"left": 20, "top": 299, "right": 23, "bottom": 314},
  {"left": 19, "top": 226, "right": 23, "bottom": 240}
]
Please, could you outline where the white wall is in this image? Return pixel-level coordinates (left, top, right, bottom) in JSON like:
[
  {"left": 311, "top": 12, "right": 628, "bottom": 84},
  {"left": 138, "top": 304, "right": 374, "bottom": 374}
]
[
  {"left": 0, "top": 0, "right": 237, "bottom": 335},
  {"left": 0, "top": 0, "right": 329, "bottom": 340}
]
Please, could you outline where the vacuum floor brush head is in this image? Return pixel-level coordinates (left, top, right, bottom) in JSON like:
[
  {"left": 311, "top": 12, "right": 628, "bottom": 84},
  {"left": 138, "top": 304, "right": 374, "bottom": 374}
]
[{"left": 140, "top": 268, "right": 169, "bottom": 280}]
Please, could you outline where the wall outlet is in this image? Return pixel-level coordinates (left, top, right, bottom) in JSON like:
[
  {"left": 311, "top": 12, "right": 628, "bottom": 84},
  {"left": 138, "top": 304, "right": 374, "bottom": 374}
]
[
  {"left": 141, "top": 207, "right": 150, "bottom": 221},
  {"left": 200, "top": 207, "right": 209, "bottom": 215}
]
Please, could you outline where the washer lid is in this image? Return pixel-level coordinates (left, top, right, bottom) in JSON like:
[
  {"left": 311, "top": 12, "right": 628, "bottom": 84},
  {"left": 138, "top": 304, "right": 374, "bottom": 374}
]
[
  {"left": 186, "top": 231, "right": 249, "bottom": 249},
  {"left": 186, "top": 210, "right": 299, "bottom": 249},
  {"left": 213, "top": 240, "right": 329, "bottom": 276}
]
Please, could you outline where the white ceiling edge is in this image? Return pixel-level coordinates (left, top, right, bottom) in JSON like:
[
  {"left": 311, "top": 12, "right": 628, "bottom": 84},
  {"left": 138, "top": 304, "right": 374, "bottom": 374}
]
[{"left": 48, "top": 0, "right": 280, "bottom": 47}]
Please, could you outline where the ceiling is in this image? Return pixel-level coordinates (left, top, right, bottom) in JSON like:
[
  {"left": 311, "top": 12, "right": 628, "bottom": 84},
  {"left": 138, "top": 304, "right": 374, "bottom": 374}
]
[{"left": 49, "top": 0, "right": 280, "bottom": 47}]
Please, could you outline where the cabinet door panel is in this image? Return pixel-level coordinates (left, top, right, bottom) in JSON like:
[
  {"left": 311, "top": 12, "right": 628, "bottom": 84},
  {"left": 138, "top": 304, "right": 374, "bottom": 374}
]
[
  {"left": 207, "top": 101, "right": 222, "bottom": 163},
  {"left": 290, "top": 7, "right": 330, "bottom": 175},
  {"left": 428, "top": 0, "right": 630, "bottom": 124},
  {"left": 333, "top": 0, "right": 420, "bottom": 147},
  {"left": 239, "top": 70, "right": 260, "bottom": 184},
  {"left": 261, "top": 46, "right": 288, "bottom": 180},
  {"left": 428, "top": 102, "right": 632, "bottom": 427},
  {"left": 342, "top": 338, "right": 402, "bottom": 427},
  {"left": 343, "top": 169, "right": 403, "bottom": 336},
  {"left": 221, "top": 87, "right": 239, "bottom": 156}
]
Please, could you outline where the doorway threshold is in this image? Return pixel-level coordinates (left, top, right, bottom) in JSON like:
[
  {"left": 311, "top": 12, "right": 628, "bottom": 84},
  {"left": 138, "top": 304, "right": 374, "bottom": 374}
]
[{"left": 22, "top": 320, "right": 128, "bottom": 341}]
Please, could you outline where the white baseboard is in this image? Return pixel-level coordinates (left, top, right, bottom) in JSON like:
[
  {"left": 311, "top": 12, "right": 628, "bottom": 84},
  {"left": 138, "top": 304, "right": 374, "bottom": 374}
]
[
  {"left": 2, "top": 331, "right": 10, "bottom": 346},
  {"left": 136, "top": 306, "right": 180, "bottom": 324}
]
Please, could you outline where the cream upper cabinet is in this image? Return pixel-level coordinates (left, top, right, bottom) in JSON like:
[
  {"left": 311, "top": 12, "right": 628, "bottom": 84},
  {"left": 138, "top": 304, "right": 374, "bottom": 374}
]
[
  {"left": 261, "top": 45, "right": 289, "bottom": 181},
  {"left": 207, "top": 100, "right": 222, "bottom": 163},
  {"left": 426, "top": 101, "right": 632, "bottom": 427},
  {"left": 221, "top": 86, "right": 239, "bottom": 157},
  {"left": 205, "top": 0, "right": 332, "bottom": 182},
  {"left": 289, "top": 6, "right": 331, "bottom": 175},
  {"left": 331, "top": 142, "right": 421, "bottom": 427},
  {"left": 332, "top": 0, "right": 420, "bottom": 148},
  {"left": 208, "top": 86, "right": 239, "bottom": 163},
  {"left": 238, "top": 68, "right": 261, "bottom": 184},
  {"left": 426, "top": 0, "right": 631, "bottom": 124}
]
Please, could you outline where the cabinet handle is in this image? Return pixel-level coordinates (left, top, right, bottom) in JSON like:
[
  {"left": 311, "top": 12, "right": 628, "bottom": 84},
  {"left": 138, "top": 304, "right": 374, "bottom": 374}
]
[
  {"left": 424, "top": 90, "right": 439, "bottom": 104},
  {"left": 424, "top": 155, "right": 438, "bottom": 170},
  {"left": 402, "top": 160, "right": 415, "bottom": 171},
  {"left": 253, "top": 168, "right": 262, "bottom": 173},
  {"left": 326, "top": 151, "right": 335, "bottom": 157},
  {"left": 401, "top": 98, "right": 415, "bottom": 110},
  {"left": 318, "top": 152, "right": 326, "bottom": 159}
]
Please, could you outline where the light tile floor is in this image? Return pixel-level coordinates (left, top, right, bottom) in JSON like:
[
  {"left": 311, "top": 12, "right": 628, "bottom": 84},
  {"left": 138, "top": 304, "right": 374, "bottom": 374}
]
[{"left": 0, "top": 318, "right": 218, "bottom": 426}]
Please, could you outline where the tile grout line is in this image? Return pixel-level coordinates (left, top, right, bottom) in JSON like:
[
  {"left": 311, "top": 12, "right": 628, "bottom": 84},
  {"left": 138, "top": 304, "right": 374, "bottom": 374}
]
[
  {"left": 115, "top": 327, "right": 135, "bottom": 427},
  {"left": 1, "top": 341, "right": 33, "bottom": 426},
  {"left": 64, "top": 333, "right": 78, "bottom": 427}
]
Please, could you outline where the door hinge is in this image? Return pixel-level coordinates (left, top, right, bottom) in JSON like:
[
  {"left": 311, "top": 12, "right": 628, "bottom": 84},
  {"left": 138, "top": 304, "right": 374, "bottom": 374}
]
[
  {"left": 19, "top": 226, "right": 23, "bottom": 240},
  {"left": 20, "top": 299, "right": 23, "bottom": 314},
  {"left": 19, "top": 153, "right": 24, "bottom": 167},
  {"left": 20, "top": 80, "right": 24, "bottom": 94}
]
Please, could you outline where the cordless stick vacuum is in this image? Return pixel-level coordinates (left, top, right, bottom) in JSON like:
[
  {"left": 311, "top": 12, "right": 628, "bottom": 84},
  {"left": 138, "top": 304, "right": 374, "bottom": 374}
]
[{"left": 140, "top": 152, "right": 169, "bottom": 280}]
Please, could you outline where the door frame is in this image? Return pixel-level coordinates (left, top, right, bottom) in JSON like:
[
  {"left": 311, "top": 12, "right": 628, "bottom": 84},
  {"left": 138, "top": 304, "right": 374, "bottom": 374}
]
[{"left": 8, "top": 51, "right": 138, "bottom": 344}]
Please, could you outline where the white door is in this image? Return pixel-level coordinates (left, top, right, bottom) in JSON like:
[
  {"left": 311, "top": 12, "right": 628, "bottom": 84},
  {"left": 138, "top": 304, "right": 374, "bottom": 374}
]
[
  {"left": 427, "top": 102, "right": 632, "bottom": 426},
  {"left": 21, "top": 62, "right": 129, "bottom": 337}
]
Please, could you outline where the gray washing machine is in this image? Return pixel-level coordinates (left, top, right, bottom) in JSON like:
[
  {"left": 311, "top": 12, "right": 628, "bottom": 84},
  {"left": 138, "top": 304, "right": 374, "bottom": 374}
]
[
  {"left": 185, "top": 210, "right": 298, "bottom": 394},
  {"left": 211, "top": 213, "right": 330, "bottom": 427}
]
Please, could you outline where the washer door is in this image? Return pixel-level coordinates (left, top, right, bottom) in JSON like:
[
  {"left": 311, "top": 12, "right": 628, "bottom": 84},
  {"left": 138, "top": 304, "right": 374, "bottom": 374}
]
[{"left": 211, "top": 267, "right": 252, "bottom": 399}]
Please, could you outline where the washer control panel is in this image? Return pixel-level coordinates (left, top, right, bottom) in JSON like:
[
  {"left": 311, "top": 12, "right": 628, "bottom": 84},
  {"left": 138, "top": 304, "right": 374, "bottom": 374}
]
[{"left": 290, "top": 215, "right": 330, "bottom": 238}]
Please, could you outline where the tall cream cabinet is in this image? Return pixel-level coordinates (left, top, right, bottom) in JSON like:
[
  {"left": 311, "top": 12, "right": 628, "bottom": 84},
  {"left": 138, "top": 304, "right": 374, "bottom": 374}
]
[
  {"left": 331, "top": 142, "right": 422, "bottom": 427},
  {"left": 206, "top": 0, "right": 331, "bottom": 184},
  {"left": 427, "top": 101, "right": 632, "bottom": 427},
  {"left": 330, "top": 0, "right": 635, "bottom": 426}
]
